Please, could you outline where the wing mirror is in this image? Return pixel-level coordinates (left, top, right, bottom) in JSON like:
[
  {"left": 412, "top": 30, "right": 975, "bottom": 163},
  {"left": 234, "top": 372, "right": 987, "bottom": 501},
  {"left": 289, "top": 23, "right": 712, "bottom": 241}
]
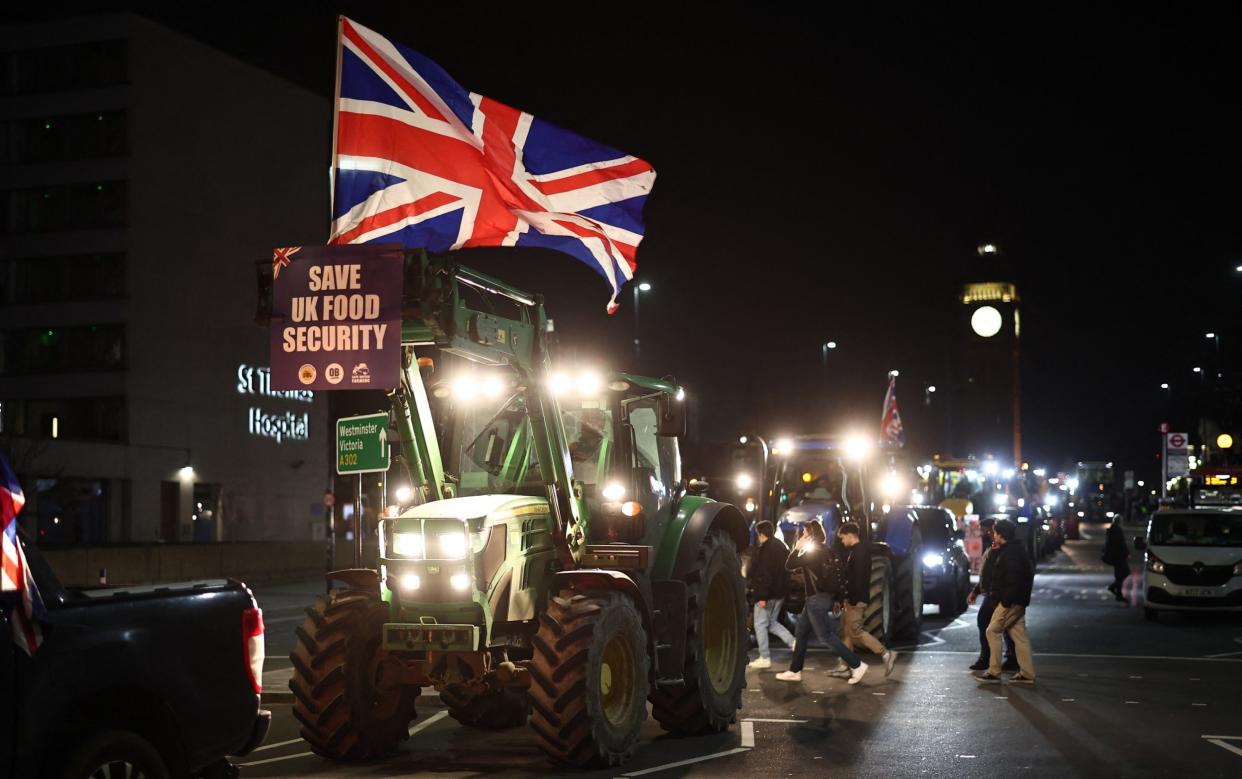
[
  {"left": 483, "top": 431, "right": 507, "bottom": 474},
  {"left": 657, "top": 391, "right": 687, "bottom": 437}
]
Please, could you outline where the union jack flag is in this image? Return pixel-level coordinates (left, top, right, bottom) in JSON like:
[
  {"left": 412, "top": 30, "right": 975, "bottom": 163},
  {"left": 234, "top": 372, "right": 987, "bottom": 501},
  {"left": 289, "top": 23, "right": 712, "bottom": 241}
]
[
  {"left": 879, "top": 374, "right": 904, "bottom": 448},
  {"left": 330, "top": 17, "right": 656, "bottom": 312},
  {"left": 1, "top": 451, "right": 44, "bottom": 655}
]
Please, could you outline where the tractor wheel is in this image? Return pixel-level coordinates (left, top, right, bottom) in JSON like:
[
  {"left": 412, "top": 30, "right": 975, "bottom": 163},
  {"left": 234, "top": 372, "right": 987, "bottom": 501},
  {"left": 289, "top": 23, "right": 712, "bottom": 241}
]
[
  {"left": 889, "top": 529, "right": 924, "bottom": 642},
  {"left": 528, "top": 590, "right": 650, "bottom": 767},
  {"left": 861, "top": 554, "right": 893, "bottom": 645},
  {"left": 650, "top": 529, "right": 747, "bottom": 735},
  {"left": 441, "top": 684, "right": 530, "bottom": 729},
  {"left": 289, "top": 591, "right": 417, "bottom": 760}
]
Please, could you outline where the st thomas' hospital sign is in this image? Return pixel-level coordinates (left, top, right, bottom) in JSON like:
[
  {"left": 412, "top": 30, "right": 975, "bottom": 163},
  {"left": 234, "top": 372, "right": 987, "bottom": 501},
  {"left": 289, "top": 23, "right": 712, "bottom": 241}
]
[{"left": 237, "top": 364, "right": 312, "bottom": 443}]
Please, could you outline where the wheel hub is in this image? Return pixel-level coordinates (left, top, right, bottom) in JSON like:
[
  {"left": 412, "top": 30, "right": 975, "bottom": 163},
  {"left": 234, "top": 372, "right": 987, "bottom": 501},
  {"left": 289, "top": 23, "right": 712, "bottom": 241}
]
[
  {"left": 703, "top": 570, "right": 739, "bottom": 695},
  {"left": 600, "top": 633, "right": 635, "bottom": 727}
]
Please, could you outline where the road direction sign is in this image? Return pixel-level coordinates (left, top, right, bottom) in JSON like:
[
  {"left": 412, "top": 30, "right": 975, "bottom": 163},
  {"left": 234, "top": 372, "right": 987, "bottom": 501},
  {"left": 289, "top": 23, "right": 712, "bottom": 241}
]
[{"left": 336, "top": 412, "right": 391, "bottom": 474}]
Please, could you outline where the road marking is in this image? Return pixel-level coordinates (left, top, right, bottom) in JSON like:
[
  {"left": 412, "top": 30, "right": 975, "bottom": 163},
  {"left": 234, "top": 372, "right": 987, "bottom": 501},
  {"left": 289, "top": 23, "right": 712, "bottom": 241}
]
[
  {"left": 741, "top": 721, "right": 755, "bottom": 748},
  {"left": 742, "top": 718, "right": 809, "bottom": 723},
  {"left": 1202, "top": 735, "right": 1242, "bottom": 759},
  {"left": 1061, "top": 699, "right": 1075, "bottom": 702},
  {"left": 995, "top": 696, "right": 1008, "bottom": 700},
  {"left": 1128, "top": 675, "right": 1142, "bottom": 679},
  {"left": 248, "top": 736, "right": 304, "bottom": 754},
  {"left": 236, "top": 710, "right": 449, "bottom": 767},
  {"left": 1193, "top": 703, "right": 1207, "bottom": 707},
  {"left": 619, "top": 748, "right": 750, "bottom": 777},
  {"left": 878, "top": 650, "right": 1242, "bottom": 664},
  {"left": 1124, "top": 701, "right": 1139, "bottom": 704},
  {"left": 957, "top": 754, "right": 977, "bottom": 758},
  {"left": 872, "top": 692, "right": 886, "bottom": 696},
  {"left": 407, "top": 710, "right": 449, "bottom": 736}
]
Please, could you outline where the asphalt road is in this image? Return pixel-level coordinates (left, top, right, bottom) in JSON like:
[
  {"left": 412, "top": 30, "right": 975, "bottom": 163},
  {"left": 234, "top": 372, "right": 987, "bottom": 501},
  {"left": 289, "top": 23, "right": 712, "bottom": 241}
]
[{"left": 242, "top": 523, "right": 1242, "bottom": 778}]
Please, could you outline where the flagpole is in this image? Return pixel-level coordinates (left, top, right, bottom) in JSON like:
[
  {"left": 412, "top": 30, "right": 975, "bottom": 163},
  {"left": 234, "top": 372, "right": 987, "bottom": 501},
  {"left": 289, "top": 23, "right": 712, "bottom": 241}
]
[{"left": 328, "top": 15, "right": 345, "bottom": 238}]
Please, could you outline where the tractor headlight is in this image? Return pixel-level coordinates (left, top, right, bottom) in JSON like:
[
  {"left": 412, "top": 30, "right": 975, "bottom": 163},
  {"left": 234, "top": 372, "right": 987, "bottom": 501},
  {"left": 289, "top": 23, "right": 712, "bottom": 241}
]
[
  {"left": 922, "top": 552, "right": 945, "bottom": 568},
  {"left": 450, "top": 573, "right": 471, "bottom": 591},
  {"left": 736, "top": 472, "right": 754, "bottom": 491},
  {"left": 392, "top": 532, "right": 424, "bottom": 558},
  {"left": 399, "top": 573, "right": 421, "bottom": 591},
  {"left": 439, "top": 531, "right": 469, "bottom": 559}
]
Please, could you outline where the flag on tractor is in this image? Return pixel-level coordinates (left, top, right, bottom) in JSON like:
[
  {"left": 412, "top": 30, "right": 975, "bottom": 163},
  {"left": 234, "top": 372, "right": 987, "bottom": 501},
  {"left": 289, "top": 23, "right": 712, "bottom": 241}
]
[
  {"left": 879, "top": 375, "right": 905, "bottom": 448},
  {"left": 330, "top": 17, "right": 656, "bottom": 313},
  {"left": 1, "top": 450, "right": 44, "bottom": 655}
]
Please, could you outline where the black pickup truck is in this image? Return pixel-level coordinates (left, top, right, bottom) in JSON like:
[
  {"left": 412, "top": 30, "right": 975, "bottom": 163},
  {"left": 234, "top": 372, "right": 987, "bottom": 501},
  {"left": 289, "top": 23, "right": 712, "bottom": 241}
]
[{"left": 1, "top": 533, "right": 270, "bottom": 778}]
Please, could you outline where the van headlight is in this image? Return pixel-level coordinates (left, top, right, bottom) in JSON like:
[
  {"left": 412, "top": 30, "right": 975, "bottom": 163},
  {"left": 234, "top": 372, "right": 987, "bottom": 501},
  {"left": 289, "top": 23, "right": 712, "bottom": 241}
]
[
  {"left": 392, "top": 532, "right": 424, "bottom": 558},
  {"left": 439, "top": 531, "right": 469, "bottom": 559},
  {"left": 1146, "top": 553, "right": 1164, "bottom": 574}
]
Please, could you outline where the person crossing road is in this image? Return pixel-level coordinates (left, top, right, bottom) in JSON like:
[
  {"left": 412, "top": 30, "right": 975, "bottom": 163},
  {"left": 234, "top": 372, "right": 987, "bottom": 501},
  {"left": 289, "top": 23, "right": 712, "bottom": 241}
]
[
  {"left": 828, "top": 522, "right": 896, "bottom": 678},
  {"left": 975, "top": 519, "right": 1036, "bottom": 685},
  {"left": 747, "top": 520, "right": 796, "bottom": 669}
]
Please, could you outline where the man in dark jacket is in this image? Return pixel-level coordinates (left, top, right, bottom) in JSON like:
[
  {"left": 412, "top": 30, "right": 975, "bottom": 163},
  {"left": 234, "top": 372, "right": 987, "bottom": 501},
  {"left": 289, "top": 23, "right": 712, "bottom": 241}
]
[
  {"left": 976, "top": 519, "right": 1036, "bottom": 684},
  {"left": 1102, "top": 518, "right": 1130, "bottom": 602},
  {"left": 832, "top": 523, "right": 896, "bottom": 677},
  {"left": 747, "top": 520, "right": 796, "bottom": 669},
  {"left": 966, "top": 517, "right": 1017, "bottom": 671}
]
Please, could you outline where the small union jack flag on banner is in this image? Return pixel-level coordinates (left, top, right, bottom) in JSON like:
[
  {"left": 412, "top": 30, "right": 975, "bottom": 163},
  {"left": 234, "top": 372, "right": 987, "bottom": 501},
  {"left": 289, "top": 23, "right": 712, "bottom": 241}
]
[
  {"left": 1, "top": 450, "right": 44, "bottom": 655},
  {"left": 879, "top": 374, "right": 905, "bottom": 448},
  {"left": 330, "top": 17, "right": 656, "bottom": 312}
]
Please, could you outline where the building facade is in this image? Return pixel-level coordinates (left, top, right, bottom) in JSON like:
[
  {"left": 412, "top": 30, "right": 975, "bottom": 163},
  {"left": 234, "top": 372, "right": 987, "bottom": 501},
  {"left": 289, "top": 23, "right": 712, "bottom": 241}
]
[{"left": 0, "top": 14, "right": 331, "bottom": 546}]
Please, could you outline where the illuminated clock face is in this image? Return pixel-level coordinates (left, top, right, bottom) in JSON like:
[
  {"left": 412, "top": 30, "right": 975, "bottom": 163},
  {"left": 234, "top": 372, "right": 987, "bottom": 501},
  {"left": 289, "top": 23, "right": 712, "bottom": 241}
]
[{"left": 971, "top": 305, "right": 1003, "bottom": 338}]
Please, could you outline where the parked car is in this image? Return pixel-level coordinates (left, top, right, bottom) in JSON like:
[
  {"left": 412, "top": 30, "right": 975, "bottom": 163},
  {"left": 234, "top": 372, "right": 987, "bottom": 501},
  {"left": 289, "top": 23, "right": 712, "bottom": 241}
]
[
  {"left": 1136, "top": 508, "right": 1242, "bottom": 621},
  {"left": 1, "top": 532, "right": 270, "bottom": 778}
]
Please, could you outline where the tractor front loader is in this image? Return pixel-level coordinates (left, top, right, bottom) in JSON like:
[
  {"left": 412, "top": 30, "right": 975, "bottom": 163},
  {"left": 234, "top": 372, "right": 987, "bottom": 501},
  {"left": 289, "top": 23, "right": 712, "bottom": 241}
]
[{"left": 264, "top": 252, "right": 749, "bottom": 767}]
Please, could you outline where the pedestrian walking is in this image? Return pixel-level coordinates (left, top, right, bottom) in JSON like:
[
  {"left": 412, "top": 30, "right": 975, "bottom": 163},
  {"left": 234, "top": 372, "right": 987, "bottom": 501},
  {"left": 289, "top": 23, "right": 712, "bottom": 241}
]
[
  {"left": 966, "top": 517, "right": 1017, "bottom": 671},
  {"left": 776, "top": 520, "right": 869, "bottom": 685},
  {"left": 747, "top": 520, "right": 796, "bottom": 669},
  {"left": 975, "top": 519, "right": 1036, "bottom": 685},
  {"left": 829, "top": 522, "right": 896, "bottom": 678},
  {"left": 1102, "top": 517, "right": 1130, "bottom": 602}
]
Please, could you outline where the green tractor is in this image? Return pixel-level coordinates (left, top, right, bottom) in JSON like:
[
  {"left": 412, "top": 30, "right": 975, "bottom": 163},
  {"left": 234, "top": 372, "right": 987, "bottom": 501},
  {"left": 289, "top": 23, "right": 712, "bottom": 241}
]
[{"left": 278, "top": 253, "right": 749, "bottom": 767}]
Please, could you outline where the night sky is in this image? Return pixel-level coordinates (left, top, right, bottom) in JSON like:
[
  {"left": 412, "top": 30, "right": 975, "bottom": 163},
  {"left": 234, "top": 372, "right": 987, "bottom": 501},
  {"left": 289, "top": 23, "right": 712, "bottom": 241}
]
[{"left": 16, "top": 4, "right": 1242, "bottom": 478}]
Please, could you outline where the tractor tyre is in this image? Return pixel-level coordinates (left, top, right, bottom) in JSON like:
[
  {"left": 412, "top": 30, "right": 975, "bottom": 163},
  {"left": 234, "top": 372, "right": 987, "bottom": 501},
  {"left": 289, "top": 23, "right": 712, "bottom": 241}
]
[
  {"left": 289, "top": 590, "right": 417, "bottom": 760},
  {"left": 441, "top": 684, "right": 530, "bottom": 730},
  {"left": 649, "top": 529, "right": 748, "bottom": 735},
  {"left": 889, "top": 527, "right": 924, "bottom": 642},
  {"left": 862, "top": 555, "right": 893, "bottom": 645},
  {"left": 528, "top": 590, "right": 650, "bottom": 767}
]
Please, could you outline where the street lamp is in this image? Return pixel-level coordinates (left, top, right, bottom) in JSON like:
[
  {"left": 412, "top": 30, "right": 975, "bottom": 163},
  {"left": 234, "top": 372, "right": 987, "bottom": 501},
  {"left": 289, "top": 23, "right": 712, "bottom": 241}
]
[
  {"left": 821, "top": 341, "right": 836, "bottom": 383},
  {"left": 1160, "top": 382, "right": 1170, "bottom": 390},
  {"left": 977, "top": 243, "right": 999, "bottom": 256},
  {"left": 633, "top": 281, "right": 652, "bottom": 360}
]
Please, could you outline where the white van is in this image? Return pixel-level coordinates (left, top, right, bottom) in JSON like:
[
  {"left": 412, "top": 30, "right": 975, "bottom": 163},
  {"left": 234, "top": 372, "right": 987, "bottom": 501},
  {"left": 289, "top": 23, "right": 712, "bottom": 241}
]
[{"left": 1136, "top": 508, "right": 1242, "bottom": 620}]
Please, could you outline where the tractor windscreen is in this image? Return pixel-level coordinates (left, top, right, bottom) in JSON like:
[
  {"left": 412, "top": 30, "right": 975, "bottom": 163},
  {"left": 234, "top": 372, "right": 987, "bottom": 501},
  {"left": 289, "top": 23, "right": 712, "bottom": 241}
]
[
  {"left": 779, "top": 458, "right": 846, "bottom": 508},
  {"left": 448, "top": 391, "right": 543, "bottom": 498}
]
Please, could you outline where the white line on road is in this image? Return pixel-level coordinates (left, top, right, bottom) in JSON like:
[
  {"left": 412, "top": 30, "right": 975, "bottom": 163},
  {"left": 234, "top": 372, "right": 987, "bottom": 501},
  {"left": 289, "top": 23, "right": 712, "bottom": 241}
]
[
  {"left": 878, "top": 649, "right": 1242, "bottom": 663},
  {"left": 1200, "top": 735, "right": 1242, "bottom": 740},
  {"left": 741, "top": 718, "right": 809, "bottom": 723},
  {"left": 248, "top": 736, "right": 304, "bottom": 754},
  {"left": 741, "top": 721, "right": 754, "bottom": 748},
  {"left": 236, "top": 710, "right": 449, "bottom": 767},
  {"left": 1204, "top": 739, "right": 1242, "bottom": 759},
  {"left": 619, "top": 748, "right": 750, "bottom": 777}
]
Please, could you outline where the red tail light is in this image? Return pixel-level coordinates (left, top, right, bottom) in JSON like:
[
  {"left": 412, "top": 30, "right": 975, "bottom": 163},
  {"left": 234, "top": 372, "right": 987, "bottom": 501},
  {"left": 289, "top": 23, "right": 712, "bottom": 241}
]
[{"left": 242, "top": 607, "right": 265, "bottom": 694}]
